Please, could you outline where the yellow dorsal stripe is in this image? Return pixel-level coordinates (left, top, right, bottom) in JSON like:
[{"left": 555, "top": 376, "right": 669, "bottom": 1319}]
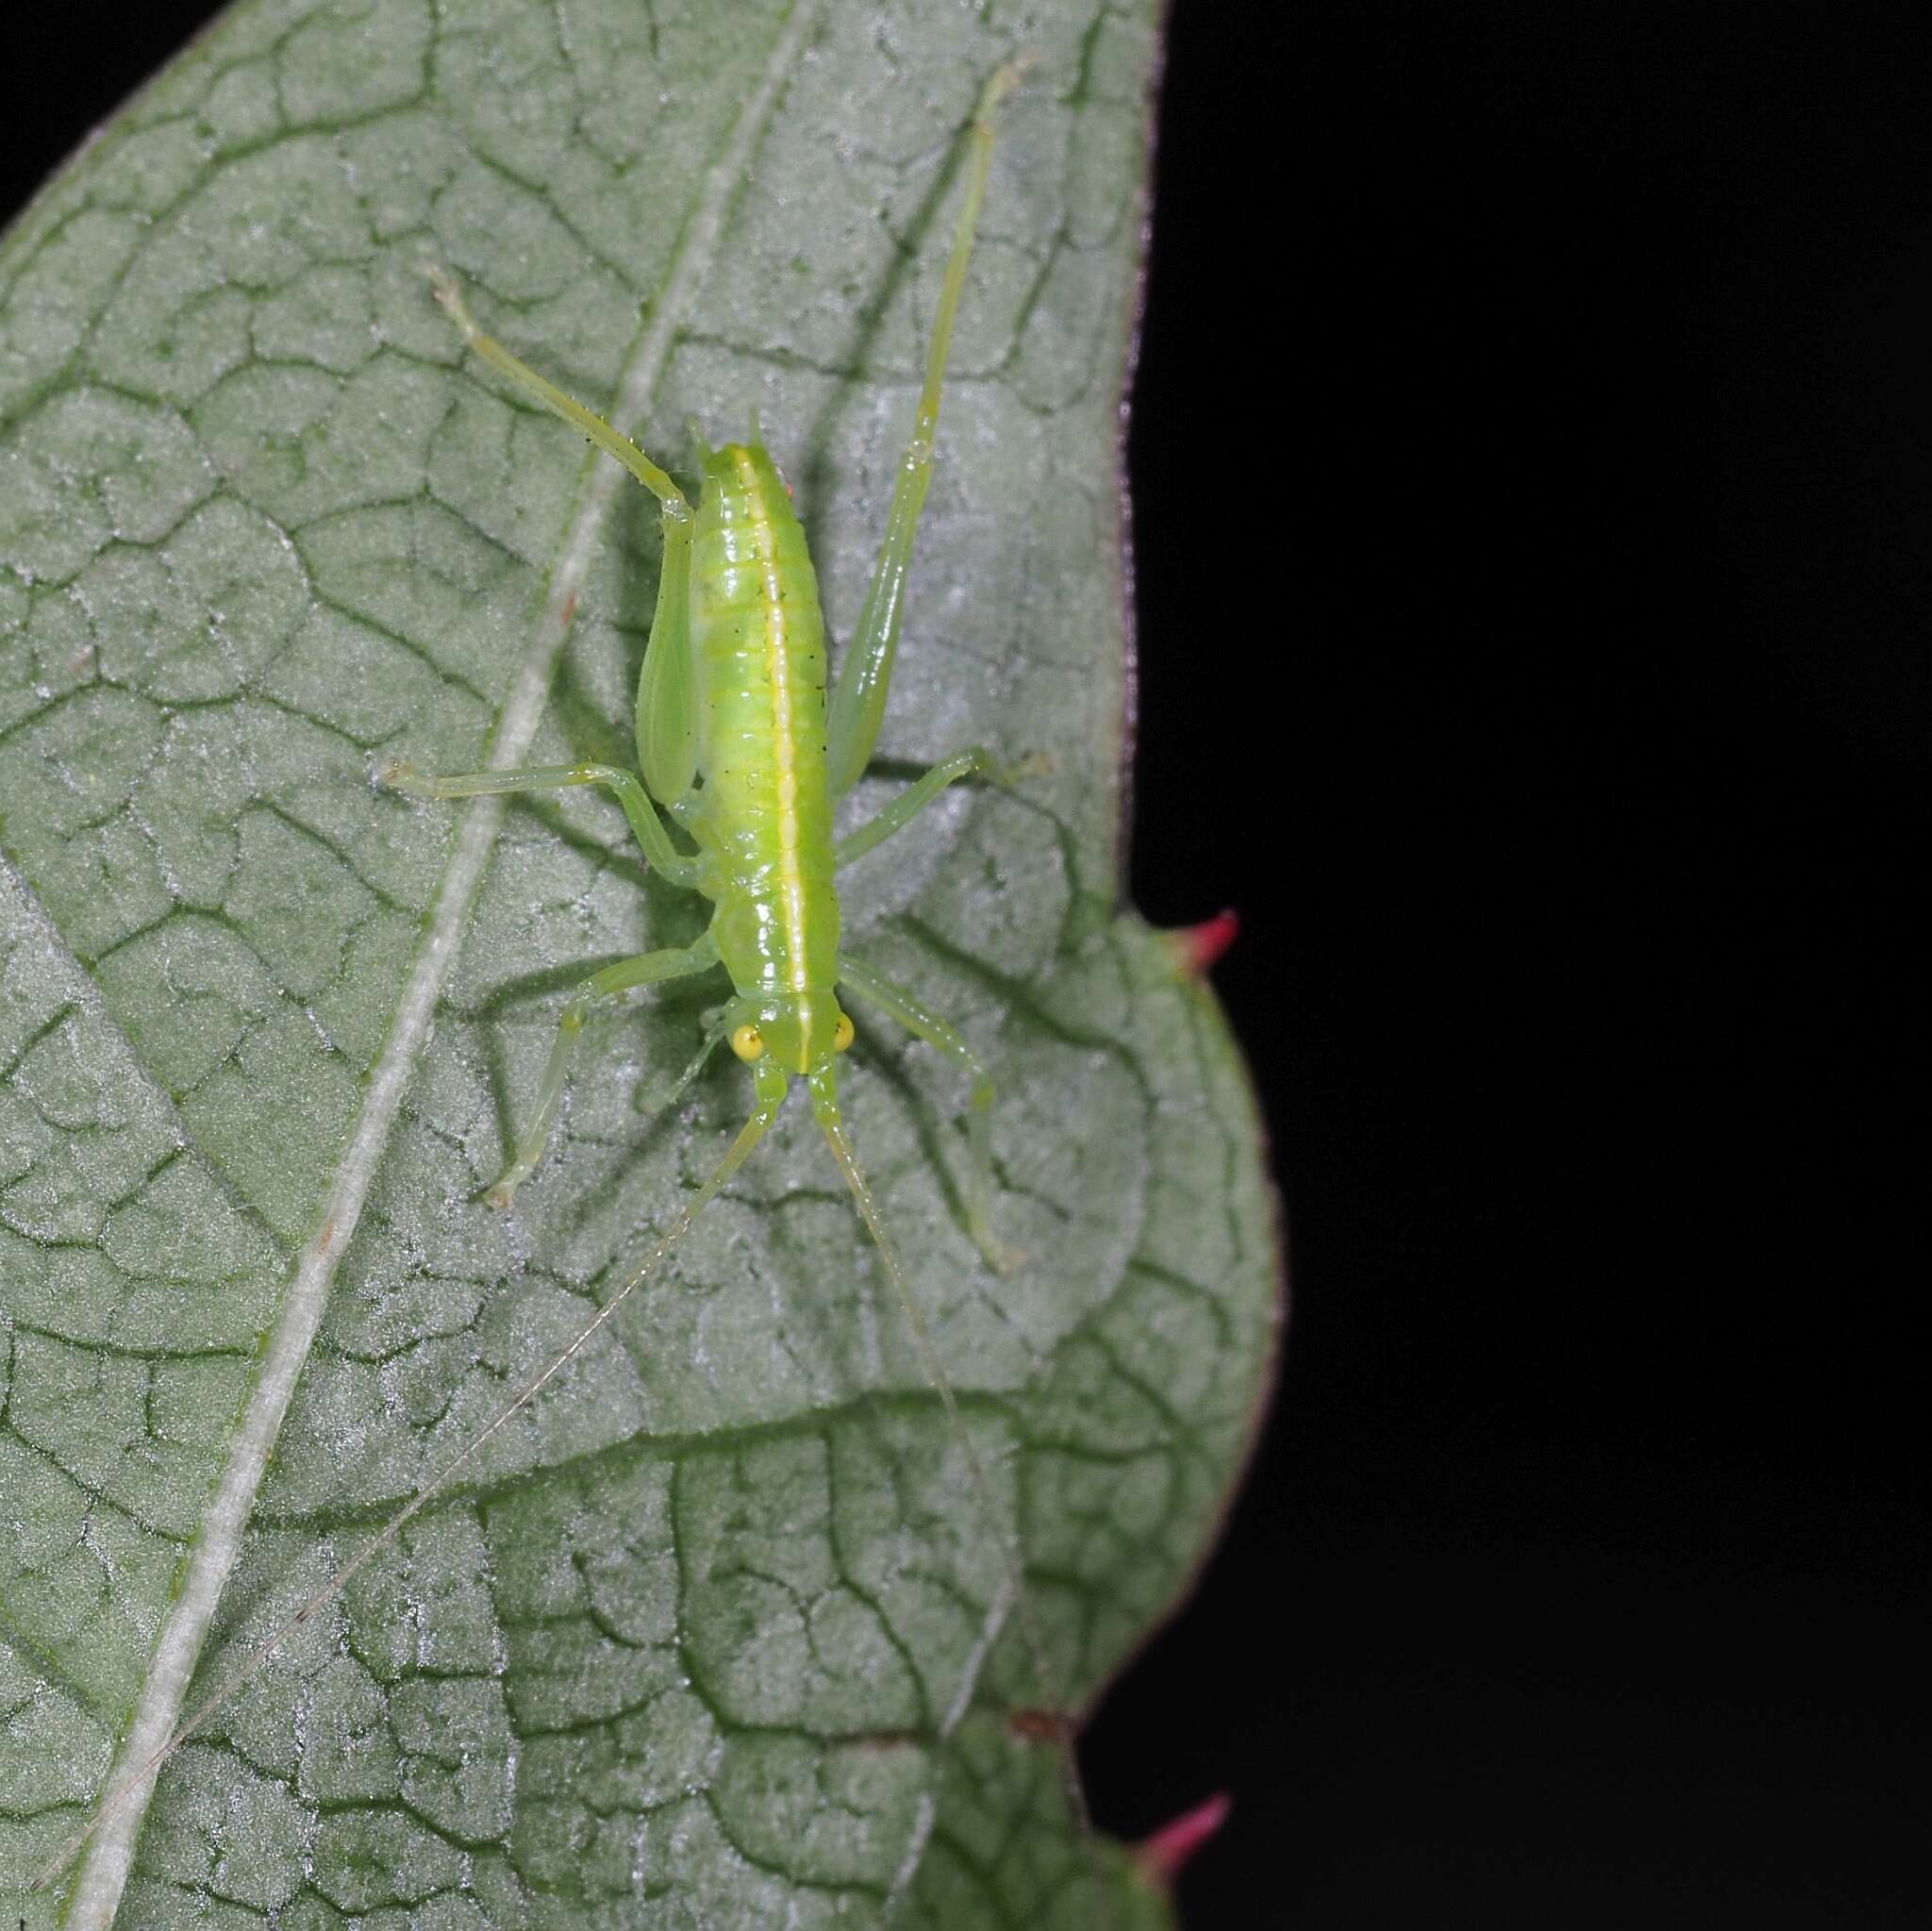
[{"left": 730, "top": 449, "right": 812, "bottom": 1010}]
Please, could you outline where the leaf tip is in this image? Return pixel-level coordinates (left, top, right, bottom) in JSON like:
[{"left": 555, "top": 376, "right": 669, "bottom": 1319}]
[
  {"left": 1132, "top": 1790, "right": 1233, "bottom": 1889},
  {"left": 1165, "top": 909, "right": 1240, "bottom": 978}
]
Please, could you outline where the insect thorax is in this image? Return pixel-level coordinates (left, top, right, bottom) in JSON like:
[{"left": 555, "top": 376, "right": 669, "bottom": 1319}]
[{"left": 688, "top": 441, "right": 841, "bottom": 1067}]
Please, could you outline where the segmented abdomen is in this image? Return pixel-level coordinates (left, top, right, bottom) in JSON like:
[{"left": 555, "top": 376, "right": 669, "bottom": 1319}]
[{"left": 689, "top": 443, "right": 841, "bottom": 1000}]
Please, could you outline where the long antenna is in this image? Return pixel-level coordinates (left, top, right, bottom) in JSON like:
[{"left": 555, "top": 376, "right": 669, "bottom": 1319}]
[
  {"left": 813, "top": 1099, "right": 1109, "bottom": 1920},
  {"left": 29, "top": 1105, "right": 775, "bottom": 1897}
]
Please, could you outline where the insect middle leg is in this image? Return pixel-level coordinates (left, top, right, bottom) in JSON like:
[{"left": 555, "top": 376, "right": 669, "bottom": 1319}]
[
  {"left": 837, "top": 951, "right": 1019, "bottom": 1273},
  {"left": 487, "top": 935, "right": 719, "bottom": 1205}
]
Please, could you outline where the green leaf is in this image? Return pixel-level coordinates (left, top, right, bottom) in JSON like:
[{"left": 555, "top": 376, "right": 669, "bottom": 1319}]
[{"left": 0, "top": 2, "right": 1279, "bottom": 1925}]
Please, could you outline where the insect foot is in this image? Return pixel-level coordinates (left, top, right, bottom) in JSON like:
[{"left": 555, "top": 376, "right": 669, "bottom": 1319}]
[
  {"left": 423, "top": 262, "right": 479, "bottom": 342},
  {"left": 991, "top": 747, "right": 1055, "bottom": 786},
  {"left": 375, "top": 756, "right": 427, "bottom": 793},
  {"left": 974, "top": 1221, "right": 1029, "bottom": 1278}
]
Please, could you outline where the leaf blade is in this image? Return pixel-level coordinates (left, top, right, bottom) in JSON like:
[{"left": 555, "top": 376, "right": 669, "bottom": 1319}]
[{"left": 0, "top": 2, "right": 1280, "bottom": 1925}]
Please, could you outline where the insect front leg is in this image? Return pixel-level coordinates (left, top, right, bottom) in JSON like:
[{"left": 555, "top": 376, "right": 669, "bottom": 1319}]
[
  {"left": 635, "top": 1012, "right": 733, "bottom": 1115},
  {"left": 488, "top": 936, "right": 719, "bottom": 1206},
  {"left": 836, "top": 951, "right": 1022, "bottom": 1273},
  {"left": 824, "top": 66, "right": 1020, "bottom": 797}
]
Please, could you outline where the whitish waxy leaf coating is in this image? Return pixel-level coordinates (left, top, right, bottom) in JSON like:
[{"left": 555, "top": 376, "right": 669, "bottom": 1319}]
[{"left": 0, "top": 2, "right": 1278, "bottom": 1925}]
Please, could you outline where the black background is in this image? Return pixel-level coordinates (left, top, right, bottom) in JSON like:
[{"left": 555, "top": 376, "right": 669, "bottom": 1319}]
[{"left": 4, "top": 4, "right": 1924, "bottom": 1925}]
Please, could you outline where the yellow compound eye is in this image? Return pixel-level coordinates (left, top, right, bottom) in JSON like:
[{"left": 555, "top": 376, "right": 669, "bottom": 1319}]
[
  {"left": 833, "top": 1014, "right": 856, "bottom": 1052},
  {"left": 729, "top": 1024, "right": 764, "bottom": 1062}
]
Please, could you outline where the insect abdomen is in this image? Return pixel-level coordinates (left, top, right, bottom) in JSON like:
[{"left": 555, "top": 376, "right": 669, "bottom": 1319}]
[{"left": 690, "top": 444, "right": 840, "bottom": 1000}]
